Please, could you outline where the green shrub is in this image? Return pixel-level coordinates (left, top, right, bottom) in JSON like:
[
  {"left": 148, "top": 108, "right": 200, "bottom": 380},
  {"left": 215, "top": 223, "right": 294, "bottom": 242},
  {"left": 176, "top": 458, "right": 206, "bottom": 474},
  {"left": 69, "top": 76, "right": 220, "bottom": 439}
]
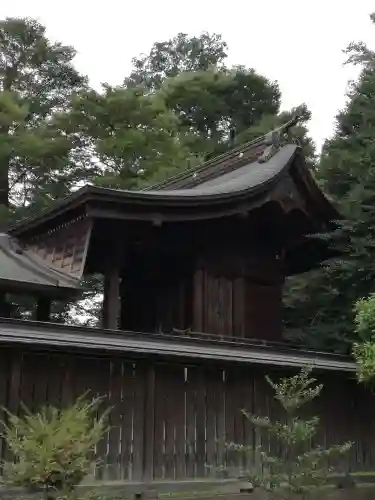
[
  {"left": 1, "top": 394, "right": 110, "bottom": 499},
  {"left": 227, "top": 368, "right": 352, "bottom": 499}
]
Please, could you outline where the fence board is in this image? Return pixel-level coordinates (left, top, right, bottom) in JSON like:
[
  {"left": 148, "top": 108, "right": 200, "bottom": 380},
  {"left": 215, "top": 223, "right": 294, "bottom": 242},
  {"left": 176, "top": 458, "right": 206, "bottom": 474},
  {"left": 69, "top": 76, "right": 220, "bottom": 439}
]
[
  {"left": 132, "top": 362, "right": 145, "bottom": 480},
  {"left": 0, "top": 355, "right": 10, "bottom": 466},
  {"left": 143, "top": 363, "right": 156, "bottom": 480},
  {"left": 120, "top": 361, "right": 135, "bottom": 480},
  {"left": 107, "top": 359, "right": 122, "bottom": 479},
  {"left": 185, "top": 366, "right": 197, "bottom": 478},
  {"left": 0, "top": 347, "right": 371, "bottom": 480}
]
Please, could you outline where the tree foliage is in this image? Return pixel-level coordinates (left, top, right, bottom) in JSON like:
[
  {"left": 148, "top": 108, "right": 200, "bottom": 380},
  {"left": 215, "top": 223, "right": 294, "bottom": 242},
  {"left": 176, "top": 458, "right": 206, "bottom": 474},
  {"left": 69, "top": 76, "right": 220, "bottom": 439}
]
[
  {"left": 124, "top": 32, "right": 228, "bottom": 90},
  {"left": 67, "top": 85, "right": 196, "bottom": 189},
  {"left": 352, "top": 293, "right": 375, "bottom": 383},
  {"left": 227, "top": 368, "right": 351, "bottom": 499},
  {"left": 1, "top": 395, "right": 110, "bottom": 498},
  {"left": 284, "top": 14, "right": 375, "bottom": 352},
  {"left": 125, "top": 31, "right": 283, "bottom": 158},
  {"left": 161, "top": 66, "right": 281, "bottom": 157},
  {"left": 0, "top": 17, "right": 90, "bottom": 221}
]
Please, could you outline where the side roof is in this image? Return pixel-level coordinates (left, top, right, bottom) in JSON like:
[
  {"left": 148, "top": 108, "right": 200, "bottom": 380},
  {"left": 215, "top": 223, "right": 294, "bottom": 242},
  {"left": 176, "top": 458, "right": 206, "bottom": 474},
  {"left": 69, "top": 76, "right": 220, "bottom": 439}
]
[
  {"left": 8, "top": 116, "right": 339, "bottom": 237},
  {"left": 0, "top": 233, "right": 80, "bottom": 296}
]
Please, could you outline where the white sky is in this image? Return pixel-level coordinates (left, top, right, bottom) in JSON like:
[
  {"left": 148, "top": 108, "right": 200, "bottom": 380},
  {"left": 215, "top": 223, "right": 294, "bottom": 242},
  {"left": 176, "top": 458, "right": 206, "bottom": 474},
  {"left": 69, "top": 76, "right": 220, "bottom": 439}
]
[{"left": 1, "top": 1, "right": 375, "bottom": 150}]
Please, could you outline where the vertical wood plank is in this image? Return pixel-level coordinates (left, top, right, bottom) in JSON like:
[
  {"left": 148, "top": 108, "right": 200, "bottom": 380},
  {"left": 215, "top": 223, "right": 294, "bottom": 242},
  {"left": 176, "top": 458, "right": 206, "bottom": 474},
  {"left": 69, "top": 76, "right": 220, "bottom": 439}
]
[
  {"left": 32, "top": 353, "right": 49, "bottom": 410},
  {"left": 132, "top": 362, "right": 145, "bottom": 480},
  {"left": 205, "top": 367, "right": 218, "bottom": 476},
  {"left": 7, "top": 351, "right": 22, "bottom": 415},
  {"left": 226, "top": 278, "right": 233, "bottom": 336},
  {"left": 165, "top": 366, "right": 177, "bottom": 479},
  {"left": 46, "top": 355, "right": 64, "bottom": 408},
  {"left": 194, "top": 367, "right": 206, "bottom": 477},
  {"left": 92, "top": 357, "right": 111, "bottom": 480},
  {"left": 61, "top": 356, "right": 74, "bottom": 407},
  {"left": 216, "top": 369, "right": 226, "bottom": 474},
  {"left": 120, "top": 361, "right": 134, "bottom": 480},
  {"left": 193, "top": 268, "right": 204, "bottom": 332},
  {"left": 233, "top": 277, "right": 245, "bottom": 337},
  {"left": 173, "top": 366, "right": 186, "bottom": 479},
  {"left": 224, "top": 367, "right": 236, "bottom": 474},
  {"left": 5, "top": 350, "right": 22, "bottom": 462},
  {"left": 242, "top": 368, "right": 255, "bottom": 472},
  {"left": 185, "top": 366, "right": 197, "bottom": 478},
  {"left": 153, "top": 363, "right": 165, "bottom": 479},
  {"left": 102, "top": 270, "right": 120, "bottom": 330},
  {"left": 0, "top": 349, "right": 10, "bottom": 466},
  {"left": 19, "top": 353, "right": 36, "bottom": 412},
  {"left": 35, "top": 297, "right": 51, "bottom": 322},
  {"left": 233, "top": 368, "right": 245, "bottom": 474},
  {"left": 143, "top": 363, "right": 156, "bottom": 480},
  {"left": 106, "top": 359, "right": 122, "bottom": 479}
]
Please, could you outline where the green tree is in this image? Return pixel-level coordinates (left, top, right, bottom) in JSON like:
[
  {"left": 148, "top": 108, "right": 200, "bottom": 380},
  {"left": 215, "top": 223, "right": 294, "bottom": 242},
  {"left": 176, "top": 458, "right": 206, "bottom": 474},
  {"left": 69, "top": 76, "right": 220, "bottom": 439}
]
[
  {"left": 283, "top": 15, "right": 375, "bottom": 352},
  {"left": 125, "top": 32, "right": 228, "bottom": 90},
  {"left": 69, "top": 85, "right": 196, "bottom": 189},
  {"left": 125, "top": 32, "right": 282, "bottom": 158},
  {"left": 160, "top": 66, "right": 281, "bottom": 157},
  {"left": 0, "top": 17, "right": 90, "bottom": 220},
  {"left": 228, "top": 368, "right": 351, "bottom": 499}
]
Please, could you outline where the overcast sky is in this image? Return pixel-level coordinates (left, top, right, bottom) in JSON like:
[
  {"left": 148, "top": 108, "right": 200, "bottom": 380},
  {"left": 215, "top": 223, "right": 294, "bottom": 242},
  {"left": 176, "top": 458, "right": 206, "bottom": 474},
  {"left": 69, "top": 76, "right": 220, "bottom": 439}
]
[{"left": 1, "top": 1, "right": 375, "bottom": 150}]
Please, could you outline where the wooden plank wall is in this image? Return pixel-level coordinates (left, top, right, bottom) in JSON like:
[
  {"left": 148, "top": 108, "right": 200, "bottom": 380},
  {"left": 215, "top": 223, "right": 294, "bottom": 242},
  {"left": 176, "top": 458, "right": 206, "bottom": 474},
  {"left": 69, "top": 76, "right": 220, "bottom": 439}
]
[
  {"left": 193, "top": 267, "right": 282, "bottom": 340},
  {"left": 0, "top": 348, "right": 372, "bottom": 480}
]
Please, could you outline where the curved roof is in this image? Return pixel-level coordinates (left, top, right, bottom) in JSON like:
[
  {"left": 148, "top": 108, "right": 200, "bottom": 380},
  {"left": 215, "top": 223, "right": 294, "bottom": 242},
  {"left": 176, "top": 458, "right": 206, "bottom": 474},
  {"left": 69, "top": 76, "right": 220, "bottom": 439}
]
[
  {"left": 0, "top": 233, "right": 80, "bottom": 296},
  {"left": 8, "top": 116, "right": 339, "bottom": 238},
  {"left": 147, "top": 144, "right": 297, "bottom": 198}
]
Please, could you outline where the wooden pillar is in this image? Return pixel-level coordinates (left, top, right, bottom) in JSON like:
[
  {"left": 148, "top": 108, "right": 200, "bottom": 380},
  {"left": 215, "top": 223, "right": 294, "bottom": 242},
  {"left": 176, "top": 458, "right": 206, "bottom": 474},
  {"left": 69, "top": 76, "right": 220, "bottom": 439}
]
[
  {"left": 119, "top": 277, "right": 126, "bottom": 330},
  {"left": 102, "top": 268, "right": 120, "bottom": 330},
  {"left": 101, "top": 240, "right": 123, "bottom": 330},
  {"left": 36, "top": 296, "right": 51, "bottom": 322},
  {"left": 0, "top": 291, "right": 11, "bottom": 318},
  {"left": 193, "top": 266, "right": 204, "bottom": 332}
]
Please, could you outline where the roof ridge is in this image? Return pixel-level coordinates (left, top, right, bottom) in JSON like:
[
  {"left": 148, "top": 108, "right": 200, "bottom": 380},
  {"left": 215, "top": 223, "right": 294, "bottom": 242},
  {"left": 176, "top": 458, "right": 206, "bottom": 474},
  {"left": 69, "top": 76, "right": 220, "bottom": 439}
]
[{"left": 144, "top": 115, "right": 300, "bottom": 192}]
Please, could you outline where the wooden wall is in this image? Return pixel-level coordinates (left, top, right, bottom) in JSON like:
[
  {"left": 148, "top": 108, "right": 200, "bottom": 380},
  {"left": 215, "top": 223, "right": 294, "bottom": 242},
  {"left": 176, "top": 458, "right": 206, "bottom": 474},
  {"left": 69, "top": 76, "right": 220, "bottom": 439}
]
[
  {"left": 192, "top": 249, "right": 284, "bottom": 340},
  {"left": 0, "top": 347, "right": 372, "bottom": 481}
]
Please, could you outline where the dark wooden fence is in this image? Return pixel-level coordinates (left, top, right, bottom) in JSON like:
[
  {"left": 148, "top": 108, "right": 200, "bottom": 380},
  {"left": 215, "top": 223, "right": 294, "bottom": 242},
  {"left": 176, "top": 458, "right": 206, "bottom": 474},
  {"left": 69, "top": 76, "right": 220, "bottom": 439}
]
[{"left": 0, "top": 347, "right": 373, "bottom": 481}]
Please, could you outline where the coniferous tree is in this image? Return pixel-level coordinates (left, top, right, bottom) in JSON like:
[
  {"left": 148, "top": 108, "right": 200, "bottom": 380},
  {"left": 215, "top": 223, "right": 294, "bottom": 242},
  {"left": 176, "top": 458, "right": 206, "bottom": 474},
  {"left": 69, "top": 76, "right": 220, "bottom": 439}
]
[
  {"left": 284, "top": 15, "right": 375, "bottom": 352},
  {"left": 0, "top": 17, "right": 91, "bottom": 221}
]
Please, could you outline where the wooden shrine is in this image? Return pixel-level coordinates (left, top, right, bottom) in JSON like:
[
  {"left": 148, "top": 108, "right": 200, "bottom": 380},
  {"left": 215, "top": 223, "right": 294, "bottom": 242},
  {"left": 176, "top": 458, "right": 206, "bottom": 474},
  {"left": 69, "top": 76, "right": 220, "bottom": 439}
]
[
  {"left": 0, "top": 117, "right": 371, "bottom": 481},
  {"left": 8, "top": 118, "right": 338, "bottom": 338}
]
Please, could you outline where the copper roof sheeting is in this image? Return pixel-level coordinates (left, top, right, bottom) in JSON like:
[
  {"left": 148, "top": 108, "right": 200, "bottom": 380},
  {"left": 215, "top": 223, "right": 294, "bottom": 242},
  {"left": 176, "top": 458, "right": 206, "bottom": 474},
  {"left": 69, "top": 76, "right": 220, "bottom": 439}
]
[{"left": 0, "top": 318, "right": 356, "bottom": 372}]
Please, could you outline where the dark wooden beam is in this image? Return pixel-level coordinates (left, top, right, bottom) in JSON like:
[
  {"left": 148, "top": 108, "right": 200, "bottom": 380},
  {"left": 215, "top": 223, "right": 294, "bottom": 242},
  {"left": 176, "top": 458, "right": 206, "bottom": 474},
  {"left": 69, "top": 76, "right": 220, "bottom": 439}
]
[
  {"left": 36, "top": 296, "right": 51, "bottom": 322},
  {"left": 102, "top": 269, "right": 120, "bottom": 330},
  {"left": 119, "top": 277, "right": 126, "bottom": 330},
  {"left": 0, "top": 292, "right": 10, "bottom": 318},
  {"left": 101, "top": 240, "right": 123, "bottom": 330}
]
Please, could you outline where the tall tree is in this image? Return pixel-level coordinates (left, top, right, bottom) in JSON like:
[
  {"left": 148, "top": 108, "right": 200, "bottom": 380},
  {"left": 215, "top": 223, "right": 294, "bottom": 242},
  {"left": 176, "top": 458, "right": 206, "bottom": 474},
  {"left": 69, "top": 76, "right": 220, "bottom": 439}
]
[
  {"left": 160, "top": 66, "right": 281, "bottom": 157},
  {"left": 284, "top": 15, "right": 375, "bottom": 352},
  {"left": 125, "top": 32, "right": 228, "bottom": 90},
  {"left": 126, "top": 33, "right": 282, "bottom": 158},
  {"left": 0, "top": 17, "right": 89, "bottom": 220},
  {"left": 68, "top": 85, "right": 196, "bottom": 189}
]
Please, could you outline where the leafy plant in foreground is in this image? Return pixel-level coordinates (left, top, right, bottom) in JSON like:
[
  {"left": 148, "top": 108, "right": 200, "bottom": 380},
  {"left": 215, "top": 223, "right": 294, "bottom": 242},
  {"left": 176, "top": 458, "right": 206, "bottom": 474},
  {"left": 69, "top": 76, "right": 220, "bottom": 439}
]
[
  {"left": 1, "top": 394, "right": 110, "bottom": 500},
  {"left": 227, "top": 368, "right": 352, "bottom": 499}
]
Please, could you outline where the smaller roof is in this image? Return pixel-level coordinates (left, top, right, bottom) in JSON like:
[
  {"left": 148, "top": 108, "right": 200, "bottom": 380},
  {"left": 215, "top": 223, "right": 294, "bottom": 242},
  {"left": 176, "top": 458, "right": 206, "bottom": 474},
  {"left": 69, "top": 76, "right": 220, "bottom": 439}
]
[{"left": 0, "top": 233, "right": 80, "bottom": 297}]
